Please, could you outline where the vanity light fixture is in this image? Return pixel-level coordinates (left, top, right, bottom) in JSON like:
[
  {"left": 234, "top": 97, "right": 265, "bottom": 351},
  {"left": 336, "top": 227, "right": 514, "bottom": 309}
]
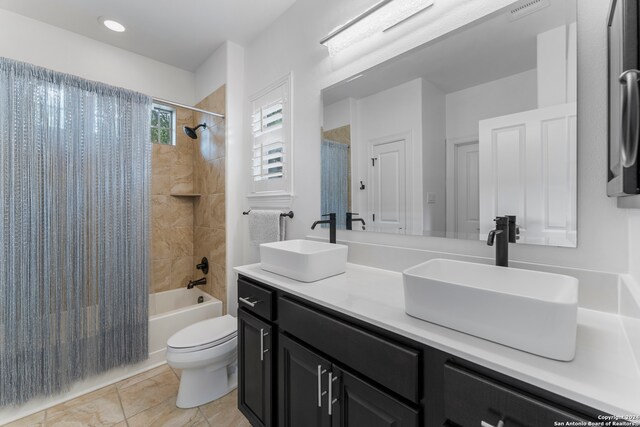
[
  {"left": 98, "top": 17, "right": 126, "bottom": 33},
  {"left": 320, "top": 0, "right": 434, "bottom": 56}
]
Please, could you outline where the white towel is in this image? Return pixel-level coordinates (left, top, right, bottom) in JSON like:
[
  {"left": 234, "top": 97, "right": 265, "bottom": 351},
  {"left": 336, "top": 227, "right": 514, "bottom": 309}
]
[{"left": 248, "top": 210, "right": 286, "bottom": 246}]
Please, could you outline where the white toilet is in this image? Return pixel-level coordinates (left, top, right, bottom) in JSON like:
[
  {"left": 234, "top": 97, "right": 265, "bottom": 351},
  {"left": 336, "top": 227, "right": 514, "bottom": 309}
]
[{"left": 166, "top": 314, "right": 238, "bottom": 408}]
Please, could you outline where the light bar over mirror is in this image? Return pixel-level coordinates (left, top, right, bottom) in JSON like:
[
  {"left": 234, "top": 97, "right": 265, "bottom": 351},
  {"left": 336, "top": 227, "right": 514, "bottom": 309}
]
[{"left": 320, "top": 0, "right": 435, "bottom": 56}]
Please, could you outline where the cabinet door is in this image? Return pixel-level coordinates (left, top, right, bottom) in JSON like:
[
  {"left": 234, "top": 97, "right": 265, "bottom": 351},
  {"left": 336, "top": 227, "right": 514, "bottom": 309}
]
[
  {"left": 331, "top": 368, "right": 420, "bottom": 427},
  {"left": 279, "top": 333, "right": 331, "bottom": 427},
  {"left": 238, "top": 309, "right": 273, "bottom": 427}
]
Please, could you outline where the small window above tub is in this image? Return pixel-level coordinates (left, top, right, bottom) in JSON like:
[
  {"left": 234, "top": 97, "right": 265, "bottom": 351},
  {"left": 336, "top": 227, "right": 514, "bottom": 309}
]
[{"left": 151, "top": 104, "right": 176, "bottom": 145}]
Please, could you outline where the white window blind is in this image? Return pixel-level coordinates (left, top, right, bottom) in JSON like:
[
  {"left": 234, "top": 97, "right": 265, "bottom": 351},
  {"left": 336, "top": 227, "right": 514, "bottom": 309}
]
[
  {"left": 249, "top": 73, "right": 292, "bottom": 196},
  {"left": 252, "top": 101, "right": 284, "bottom": 181}
]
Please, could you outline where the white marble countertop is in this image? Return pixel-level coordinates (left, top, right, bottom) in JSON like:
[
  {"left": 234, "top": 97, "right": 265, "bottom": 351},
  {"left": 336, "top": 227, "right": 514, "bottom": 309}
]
[{"left": 234, "top": 262, "right": 640, "bottom": 417}]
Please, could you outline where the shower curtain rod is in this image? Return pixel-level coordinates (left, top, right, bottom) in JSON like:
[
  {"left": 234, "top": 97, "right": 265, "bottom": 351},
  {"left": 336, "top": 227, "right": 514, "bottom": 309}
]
[{"left": 152, "top": 97, "right": 225, "bottom": 119}]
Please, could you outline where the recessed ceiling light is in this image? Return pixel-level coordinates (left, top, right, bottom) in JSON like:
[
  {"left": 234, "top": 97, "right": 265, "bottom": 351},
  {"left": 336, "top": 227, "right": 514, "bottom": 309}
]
[{"left": 98, "top": 17, "right": 126, "bottom": 33}]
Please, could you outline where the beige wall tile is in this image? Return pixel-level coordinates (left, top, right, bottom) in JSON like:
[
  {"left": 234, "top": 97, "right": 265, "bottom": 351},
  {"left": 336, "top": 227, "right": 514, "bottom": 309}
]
[
  {"left": 170, "top": 163, "right": 194, "bottom": 195},
  {"left": 151, "top": 87, "right": 226, "bottom": 302},
  {"left": 194, "top": 227, "right": 224, "bottom": 261},
  {"left": 193, "top": 196, "right": 206, "bottom": 228},
  {"left": 152, "top": 195, "right": 178, "bottom": 230},
  {"left": 208, "top": 261, "right": 227, "bottom": 309},
  {"left": 209, "top": 193, "right": 226, "bottom": 228},
  {"left": 151, "top": 225, "right": 171, "bottom": 260},
  {"left": 151, "top": 144, "right": 177, "bottom": 171},
  {"left": 171, "top": 256, "right": 195, "bottom": 289},
  {"left": 213, "top": 127, "right": 226, "bottom": 159},
  {"left": 209, "top": 228, "right": 226, "bottom": 265},
  {"left": 194, "top": 194, "right": 225, "bottom": 229},
  {"left": 212, "top": 158, "right": 225, "bottom": 195},
  {"left": 151, "top": 259, "right": 172, "bottom": 293},
  {"left": 171, "top": 197, "right": 194, "bottom": 228},
  {"left": 170, "top": 227, "right": 194, "bottom": 257},
  {"left": 151, "top": 172, "right": 172, "bottom": 196}
]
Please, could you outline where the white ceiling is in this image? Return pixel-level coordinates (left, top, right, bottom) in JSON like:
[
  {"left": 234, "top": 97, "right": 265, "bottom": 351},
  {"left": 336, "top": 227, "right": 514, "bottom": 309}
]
[
  {"left": 0, "top": 0, "right": 297, "bottom": 71},
  {"left": 323, "top": 0, "right": 576, "bottom": 105}
]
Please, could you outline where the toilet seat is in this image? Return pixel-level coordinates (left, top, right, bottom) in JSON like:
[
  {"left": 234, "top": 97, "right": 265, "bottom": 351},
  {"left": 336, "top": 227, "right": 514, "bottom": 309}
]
[{"left": 167, "top": 314, "right": 237, "bottom": 353}]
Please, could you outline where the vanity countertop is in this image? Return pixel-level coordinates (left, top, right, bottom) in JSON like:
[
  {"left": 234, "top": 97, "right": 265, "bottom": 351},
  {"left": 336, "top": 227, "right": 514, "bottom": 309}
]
[{"left": 234, "top": 262, "right": 640, "bottom": 417}]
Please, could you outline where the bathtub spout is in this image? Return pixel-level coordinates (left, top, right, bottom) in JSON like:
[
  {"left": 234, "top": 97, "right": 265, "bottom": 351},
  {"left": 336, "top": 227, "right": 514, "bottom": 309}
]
[{"left": 187, "top": 277, "right": 207, "bottom": 289}]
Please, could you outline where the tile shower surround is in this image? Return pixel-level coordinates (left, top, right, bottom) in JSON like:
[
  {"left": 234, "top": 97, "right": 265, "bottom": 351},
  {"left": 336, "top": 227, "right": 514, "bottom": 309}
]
[{"left": 150, "top": 85, "right": 227, "bottom": 310}]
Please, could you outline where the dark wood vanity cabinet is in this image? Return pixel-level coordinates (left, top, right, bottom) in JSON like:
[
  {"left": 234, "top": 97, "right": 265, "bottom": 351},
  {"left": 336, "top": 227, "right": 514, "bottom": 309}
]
[
  {"left": 278, "top": 333, "right": 331, "bottom": 427},
  {"left": 278, "top": 333, "right": 419, "bottom": 427},
  {"left": 237, "top": 275, "right": 604, "bottom": 427},
  {"left": 238, "top": 309, "right": 274, "bottom": 427}
]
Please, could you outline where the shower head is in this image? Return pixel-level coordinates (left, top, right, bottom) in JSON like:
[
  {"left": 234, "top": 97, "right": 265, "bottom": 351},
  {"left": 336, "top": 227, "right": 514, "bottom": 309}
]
[{"left": 183, "top": 123, "right": 207, "bottom": 140}]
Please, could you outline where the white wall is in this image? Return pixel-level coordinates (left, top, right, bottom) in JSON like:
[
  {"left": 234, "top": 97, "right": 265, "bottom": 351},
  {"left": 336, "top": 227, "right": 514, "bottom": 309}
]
[
  {"left": 222, "top": 41, "right": 246, "bottom": 317},
  {"left": 243, "top": 0, "right": 630, "bottom": 274},
  {"left": 195, "top": 42, "right": 228, "bottom": 103},
  {"left": 422, "top": 79, "right": 446, "bottom": 233},
  {"left": 354, "top": 79, "right": 423, "bottom": 234},
  {"left": 0, "top": 9, "right": 195, "bottom": 104},
  {"left": 324, "top": 98, "right": 353, "bottom": 131},
  {"left": 446, "top": 69, "right": 538, "bottom": 140},
  {"left": 629, "top": 212, "right": 640, "bottom": 282},
  {"left": 538, "top": 26, "right": 567, "bottom": 107}
]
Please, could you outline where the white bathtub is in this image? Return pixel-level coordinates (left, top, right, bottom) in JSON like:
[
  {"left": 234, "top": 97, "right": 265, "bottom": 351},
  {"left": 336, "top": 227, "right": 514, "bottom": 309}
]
[
  {"left": 0, "top": 287, "right": 223, "bottom": 425},
  {"left": 149, "top": 288, "right": 223, "bottom": 356}
]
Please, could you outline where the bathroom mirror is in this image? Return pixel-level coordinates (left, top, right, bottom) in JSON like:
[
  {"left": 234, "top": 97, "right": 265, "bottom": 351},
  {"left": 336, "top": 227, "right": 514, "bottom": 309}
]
[{"left": 321, "top": 0, "right": 577, "bottom": 247}]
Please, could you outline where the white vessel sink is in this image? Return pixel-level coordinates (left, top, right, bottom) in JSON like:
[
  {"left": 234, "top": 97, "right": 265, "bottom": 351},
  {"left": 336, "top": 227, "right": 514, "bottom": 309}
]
[
  {"left": 260, "top": 239, "right": 348, "bottom": 282},
  {"left": 402, "top": 259, "right": 578, "bottom": 361}
]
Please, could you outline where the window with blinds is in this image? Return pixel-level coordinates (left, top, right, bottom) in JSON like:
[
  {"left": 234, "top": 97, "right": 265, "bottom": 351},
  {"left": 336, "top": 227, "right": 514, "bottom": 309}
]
[
  {"left": 249, "top": 73, "right": 292, "bottom": 195},
  {"left": 252, "top": 101, "right": 284, "bottom": 181}
]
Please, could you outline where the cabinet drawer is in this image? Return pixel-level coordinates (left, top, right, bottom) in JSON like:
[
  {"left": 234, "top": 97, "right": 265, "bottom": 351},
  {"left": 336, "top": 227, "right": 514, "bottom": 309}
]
[
  {"left": 279, "top": 297, "right": 420, "bottom": 403},
  {"left": 238, "top": 277, "right": 275, "bottom": 321},
  {"left": 444, "top": 363, "right": 589, "bottom": 427}
]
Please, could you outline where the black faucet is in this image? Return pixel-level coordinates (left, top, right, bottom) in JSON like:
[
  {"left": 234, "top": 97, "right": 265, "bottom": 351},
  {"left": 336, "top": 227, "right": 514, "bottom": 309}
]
[
  {"left": 487, "top": 216, "right": 510, "bottom": 267},
  {"left": 311, "top": 213, "right": 337, "bottom": 244},
  {"left": 346, "top": 212, "right": 366, "bottom": 231},
  {"left": 187, "top": 277, "right": 207, "bottom": 289},
  {"left": 507, "top": 215, "right": 520, "bottom": 243}
]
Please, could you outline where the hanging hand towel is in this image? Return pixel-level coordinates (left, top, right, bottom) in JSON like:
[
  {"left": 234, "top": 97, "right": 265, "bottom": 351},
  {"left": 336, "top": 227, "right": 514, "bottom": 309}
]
[{"left": 249, "top": 210, "right": 286, "bottom": 246}]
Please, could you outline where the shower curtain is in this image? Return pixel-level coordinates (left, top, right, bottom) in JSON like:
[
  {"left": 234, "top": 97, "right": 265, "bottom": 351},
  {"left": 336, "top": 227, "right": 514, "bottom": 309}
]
[
  {"left": 321, "top": 139, "right": 349, "bottom": 229},
  {"left": 0, "top": 58, "right": 151, "bottom": 406}
]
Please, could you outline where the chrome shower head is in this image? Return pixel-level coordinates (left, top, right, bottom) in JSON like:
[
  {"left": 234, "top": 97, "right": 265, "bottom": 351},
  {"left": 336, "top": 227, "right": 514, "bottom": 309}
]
[{"left": 183, "top": 123, "right": 207, "bottom": 140}]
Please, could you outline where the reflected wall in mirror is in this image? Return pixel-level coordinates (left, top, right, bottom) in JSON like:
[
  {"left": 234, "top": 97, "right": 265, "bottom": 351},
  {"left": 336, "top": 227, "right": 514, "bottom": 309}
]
[{"left": 321, "top": 0, "right": 577, "bottom": 247}]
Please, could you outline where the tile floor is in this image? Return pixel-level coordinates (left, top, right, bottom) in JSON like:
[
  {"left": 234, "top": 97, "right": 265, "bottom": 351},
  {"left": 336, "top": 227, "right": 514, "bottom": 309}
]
[{"left": 4, "top": 364, "right": 250, "bottom": 427}]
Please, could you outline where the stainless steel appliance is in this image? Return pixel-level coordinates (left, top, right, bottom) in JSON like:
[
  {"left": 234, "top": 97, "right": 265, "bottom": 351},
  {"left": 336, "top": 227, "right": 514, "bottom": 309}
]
[{"left": 608, "top": 0, "right": 640, "bottom": 197}]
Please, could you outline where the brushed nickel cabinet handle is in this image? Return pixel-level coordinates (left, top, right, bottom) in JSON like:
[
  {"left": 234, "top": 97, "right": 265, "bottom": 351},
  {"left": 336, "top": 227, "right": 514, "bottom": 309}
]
[
  {"left": 259, "top": 329, "right": 269, "bottom": 361},
  {"left": 239, "top": 296, "right": 261, "bottom": 307},
  {"left": 481, "top": 420, "right": 504, "bottom": 427},
  {"left": 328, "top": 371, "right": 339, "bottom": 416},
  {"left": 317, "top": 365, "right": 327, "bottom": 407}
]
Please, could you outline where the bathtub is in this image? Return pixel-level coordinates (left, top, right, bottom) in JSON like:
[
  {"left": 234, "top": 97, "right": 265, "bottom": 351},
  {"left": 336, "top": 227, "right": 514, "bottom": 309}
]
[
  {"left": 149, "top": 288, "right": 223, "bottom": 357},
  {"left": 0, "top": 287, "right": 224, "bottom": 425}
]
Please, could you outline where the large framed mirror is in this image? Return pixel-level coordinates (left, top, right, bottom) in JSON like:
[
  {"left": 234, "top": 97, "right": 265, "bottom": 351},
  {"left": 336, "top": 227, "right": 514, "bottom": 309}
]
[{"left": 321, "top": 0, "right": 577, "bottom": 247}]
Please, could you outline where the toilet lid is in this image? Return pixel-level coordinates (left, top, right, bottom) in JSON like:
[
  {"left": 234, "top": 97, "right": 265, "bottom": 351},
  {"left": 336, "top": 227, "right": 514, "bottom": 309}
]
[{"left": 167, "top": 314, "right": 237, "bottom": 350}]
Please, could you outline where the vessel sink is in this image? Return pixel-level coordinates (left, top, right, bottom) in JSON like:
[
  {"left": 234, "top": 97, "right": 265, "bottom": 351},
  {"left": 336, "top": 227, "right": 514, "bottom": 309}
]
[
  {"left": 402, "top": 259, "right": 578, "bottom": 361},
  {"left": 260, "top": 239, "right": 348, "bottom": 282}
]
